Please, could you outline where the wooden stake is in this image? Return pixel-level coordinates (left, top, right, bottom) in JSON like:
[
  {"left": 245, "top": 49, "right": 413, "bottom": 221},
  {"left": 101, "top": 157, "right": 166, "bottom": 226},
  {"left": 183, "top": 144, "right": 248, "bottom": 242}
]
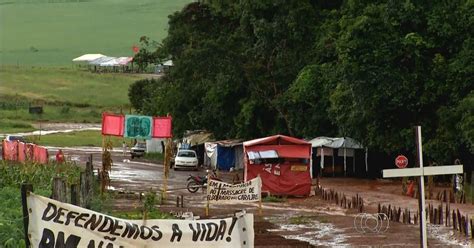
[
  {"left": 205, "top": 170, "right": 210, "bottom": 217},
  {"left": 21, "top": 184, "right": 33, "bottom": 248}
]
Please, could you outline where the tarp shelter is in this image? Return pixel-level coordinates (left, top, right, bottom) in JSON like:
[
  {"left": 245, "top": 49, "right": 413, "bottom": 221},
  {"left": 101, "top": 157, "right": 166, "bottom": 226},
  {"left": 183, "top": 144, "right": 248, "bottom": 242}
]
[
  {"left": 244, "top": 135, "right": 312, "bottom": 196},
  {"left": 100, "top": 57, "right": 133, "bottom": 66},
  {"left": 181, "top": 131, "right": 214, "bottom": 166},
  {"left": 146, "top": 138, "right": 165, "bottom": 153},
  {"left": 309, "top": 137, "right": 366, "bottom": 176},
  {"left": 72, "top": 54, "right": 106, "bottom": 62},
  {"left": 89, "top": 56, "right": 117, "bottom": 65},
  {"left": 204, "top": 140, "right": 244, "bottom": 171}
]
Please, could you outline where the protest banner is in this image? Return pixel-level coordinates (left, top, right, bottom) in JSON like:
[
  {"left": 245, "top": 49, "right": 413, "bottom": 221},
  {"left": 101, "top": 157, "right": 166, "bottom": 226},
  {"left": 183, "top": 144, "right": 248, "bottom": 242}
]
[
  {"left": 207, "top": 177, "right": 261, "bottom": 203},
  {"left": 26, "top": 193, "right": 254, "bottom": 248}
]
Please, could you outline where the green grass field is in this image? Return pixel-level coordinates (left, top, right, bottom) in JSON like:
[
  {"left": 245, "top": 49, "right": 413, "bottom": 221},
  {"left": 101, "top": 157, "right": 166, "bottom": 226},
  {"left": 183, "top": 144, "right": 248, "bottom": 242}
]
[
  {"left": 33, "top": 130, "right": 125, "bottom": 147},
  {"left": 0, "top": 66, "right": 147, "bottom": 132},
  {"left": 0, "top": 0, "right": 191, "bottom": 66}
]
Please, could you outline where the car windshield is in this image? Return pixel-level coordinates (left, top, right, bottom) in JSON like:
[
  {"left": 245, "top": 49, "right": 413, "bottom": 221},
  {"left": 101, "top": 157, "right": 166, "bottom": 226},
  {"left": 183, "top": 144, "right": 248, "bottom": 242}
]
[
  {"left": 136, "top": 143, "right": 146, "bottom": 148},
  {"left": 177, "top": 151, "right": 196, "bottom": 158},
  {"left": 8, "top": 136, "right": 25, "bottom": 142}
]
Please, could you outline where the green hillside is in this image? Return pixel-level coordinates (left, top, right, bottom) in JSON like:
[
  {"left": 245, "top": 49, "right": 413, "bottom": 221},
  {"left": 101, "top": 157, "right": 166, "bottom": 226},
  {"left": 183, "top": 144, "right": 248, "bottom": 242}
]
[{"left": 0, "top": 0, "right": 191, "bottom": 65}]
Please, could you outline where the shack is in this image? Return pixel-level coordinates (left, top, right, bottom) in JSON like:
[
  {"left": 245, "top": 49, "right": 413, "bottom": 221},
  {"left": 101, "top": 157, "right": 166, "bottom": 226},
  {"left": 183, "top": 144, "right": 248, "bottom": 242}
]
[
  {"left": 204, "top": 140, "right": 244, "bottom": 171},
  {"left": 244, "top": 135, "right": 312, "bottom": 196}
]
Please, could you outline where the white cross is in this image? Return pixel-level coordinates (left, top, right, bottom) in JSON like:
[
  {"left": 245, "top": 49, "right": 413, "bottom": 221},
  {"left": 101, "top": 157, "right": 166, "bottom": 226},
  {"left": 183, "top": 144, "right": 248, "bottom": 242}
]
[{"left": 382, "top": 126, "right": 463, "bottom": 248}]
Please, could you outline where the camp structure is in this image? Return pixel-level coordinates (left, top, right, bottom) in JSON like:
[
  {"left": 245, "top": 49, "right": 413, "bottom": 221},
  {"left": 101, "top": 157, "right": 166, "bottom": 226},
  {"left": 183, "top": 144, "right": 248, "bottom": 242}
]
[
  {"left": 72, "top": 54, "right": 106, "bottom": 62},
  {"left": 180, "top": 130, "right": 214, "bottom": 166},
  {"left": 309, "top": 137, "right": 366, "bottom": 177},
  {"left": 244, "top": 135, "right": 312, "bottom": 196},
  {"left": 204, "top": 140, "right": 244, "bottom": 171}
]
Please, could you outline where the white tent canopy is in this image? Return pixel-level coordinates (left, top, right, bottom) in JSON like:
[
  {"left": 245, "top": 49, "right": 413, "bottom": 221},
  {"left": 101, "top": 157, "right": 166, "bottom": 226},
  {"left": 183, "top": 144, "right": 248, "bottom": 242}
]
[
  {"left": 309, "top": 137, "right": 367, "bottom": 176},
  {"left": 72, "top": 54, "right": 106, "bottom": 62},
  {"left": 309, "top": 137, "right": 363, "bottom": 149},
  {"left": 163, "top": 60, "right": 173, "bottom": 66}
]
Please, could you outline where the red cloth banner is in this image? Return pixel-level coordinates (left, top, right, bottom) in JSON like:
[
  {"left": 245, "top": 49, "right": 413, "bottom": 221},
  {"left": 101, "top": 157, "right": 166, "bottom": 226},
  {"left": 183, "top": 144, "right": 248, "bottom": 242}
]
[
  {"left": 18, "top": 142, "right": 26, "bottom": 163},
  {"left": 26, "top": 143, "right": 34, "bottom": 161},
  {"left": 33, "top": 146, "right": 48, "bottom": 164},
  {"left": 3, "top": 140, "right": 18, "bottom": 161},
  {"left": 152, "top": 117, "right": 172, "bottom": 138},
  {"left": 102, "top": 113, "right": 125, "bottom": 137}
]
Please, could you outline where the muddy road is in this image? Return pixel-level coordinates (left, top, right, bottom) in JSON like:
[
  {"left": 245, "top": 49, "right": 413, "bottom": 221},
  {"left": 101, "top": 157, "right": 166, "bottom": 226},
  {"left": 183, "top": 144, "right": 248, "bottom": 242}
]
[{"left": 54, "top": 148, "right": 472, "bottom": 247}]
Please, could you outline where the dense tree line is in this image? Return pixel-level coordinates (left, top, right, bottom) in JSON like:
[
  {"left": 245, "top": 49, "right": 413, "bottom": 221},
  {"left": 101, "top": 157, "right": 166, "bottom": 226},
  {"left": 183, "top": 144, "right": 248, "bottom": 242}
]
[{"left": 130, "top": 0, "right": 473, "bottom": 165}]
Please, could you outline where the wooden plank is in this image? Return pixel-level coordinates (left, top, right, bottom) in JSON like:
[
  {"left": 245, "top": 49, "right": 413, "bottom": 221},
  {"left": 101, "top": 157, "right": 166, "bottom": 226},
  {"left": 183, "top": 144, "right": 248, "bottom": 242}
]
[
  {"left": 383, "top": 165, "right": 463, "bottom": 178},
  {"left": 21, "top": 184, "right": 33, "bottom": 248}
]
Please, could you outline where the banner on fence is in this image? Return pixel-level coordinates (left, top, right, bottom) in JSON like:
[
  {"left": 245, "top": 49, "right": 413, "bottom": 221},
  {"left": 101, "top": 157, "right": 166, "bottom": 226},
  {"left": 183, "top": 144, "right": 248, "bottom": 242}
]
[
  {"left": 2, "top": 140, "right": 49, "bottom": 164},
  {"left": 27, "top": 193, "right": 254, "bottom": 248},
  {"left": 102, "top": 113, "right": 172, "bottom": 139},
  {"left": 207, "top": 177, "right": 261, "bottom": 203}
]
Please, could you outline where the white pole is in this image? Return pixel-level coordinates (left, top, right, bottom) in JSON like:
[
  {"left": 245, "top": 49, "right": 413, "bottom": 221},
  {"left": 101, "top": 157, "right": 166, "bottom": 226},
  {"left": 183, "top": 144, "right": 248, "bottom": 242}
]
[
  {"left": 320, "top": 148, "right": 324, "bottom": 169},
  {"left": 416, "top": 126, "right": 428, "bottom": 248}
]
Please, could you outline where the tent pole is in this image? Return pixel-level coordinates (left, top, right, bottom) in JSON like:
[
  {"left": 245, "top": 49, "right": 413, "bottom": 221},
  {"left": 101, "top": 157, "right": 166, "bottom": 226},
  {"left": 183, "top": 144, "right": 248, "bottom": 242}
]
[
  {"left": 344, "top": 148, "right": 347, "bottom": 177},
  {"left": 365, "top": 148, "right": 368, "bottom": 174},
  {"left": 353, "top": 150, "right": 355, "bottom": 174},
  {"left": 332, "top": 152, "right": 335, "bottom": 177}
]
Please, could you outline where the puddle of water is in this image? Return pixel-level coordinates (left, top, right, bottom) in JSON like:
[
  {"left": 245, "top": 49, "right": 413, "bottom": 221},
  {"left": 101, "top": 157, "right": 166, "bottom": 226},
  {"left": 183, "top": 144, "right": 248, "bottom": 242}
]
[
  {"left": 0, "top": 127, "right": 101, "bottom": 137},
  {"left": 268, "top": 218, "right": 347, "bottom": 246},
  {"left": 428, "top": 224, "right": 470, "bottom": 247}
]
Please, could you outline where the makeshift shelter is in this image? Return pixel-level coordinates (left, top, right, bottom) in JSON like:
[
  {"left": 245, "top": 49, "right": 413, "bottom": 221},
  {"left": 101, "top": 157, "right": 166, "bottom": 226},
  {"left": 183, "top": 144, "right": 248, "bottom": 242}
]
[
  {"left": 181, "top": 130, "right": 214, "bottom": 166},
  {"left": 89, "top": 56, "right": 117, "bottom": 65},
  {"left": 146, "top": 138, "right": 165, "bottom": 153},
  {"left": 309, "top": 137, "right": 366, "bottom": 177},
  {"left": 204, "top": 140, "right": 244, "bottom": 171},
  {"left": 244, "top": 135, "right": 312, "bottom": 196},
  {"left": 72, "top": 54, "right": 106, "bottom": 62}
]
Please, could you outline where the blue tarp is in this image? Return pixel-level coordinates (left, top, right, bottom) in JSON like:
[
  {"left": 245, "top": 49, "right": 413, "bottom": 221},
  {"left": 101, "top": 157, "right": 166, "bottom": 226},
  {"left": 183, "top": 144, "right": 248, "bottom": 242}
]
[{"left": 217, "top": 145, "right": 235, "bottom": 171}]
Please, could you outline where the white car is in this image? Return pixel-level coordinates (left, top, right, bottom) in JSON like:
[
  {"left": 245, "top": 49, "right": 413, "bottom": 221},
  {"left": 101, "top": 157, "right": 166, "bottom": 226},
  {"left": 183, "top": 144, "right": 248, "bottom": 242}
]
[{"left": 174, "top": 150, "right": 198, "bottom": 170}]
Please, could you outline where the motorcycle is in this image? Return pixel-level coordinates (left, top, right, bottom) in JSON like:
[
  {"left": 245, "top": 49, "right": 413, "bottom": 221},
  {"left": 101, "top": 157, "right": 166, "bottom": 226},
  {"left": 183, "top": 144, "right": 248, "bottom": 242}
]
[{"left": 186, "top": 170, "right": 220, "bottom": 193}]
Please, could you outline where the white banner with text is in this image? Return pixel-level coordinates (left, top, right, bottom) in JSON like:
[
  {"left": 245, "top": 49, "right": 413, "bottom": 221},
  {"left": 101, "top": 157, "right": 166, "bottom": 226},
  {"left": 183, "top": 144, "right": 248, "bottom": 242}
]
[
  {"left": 27, "top": 193, "right": 254, "bottom": 248},
  {"left": 207, "top": 177, "right": 261, "bottom": 203}
]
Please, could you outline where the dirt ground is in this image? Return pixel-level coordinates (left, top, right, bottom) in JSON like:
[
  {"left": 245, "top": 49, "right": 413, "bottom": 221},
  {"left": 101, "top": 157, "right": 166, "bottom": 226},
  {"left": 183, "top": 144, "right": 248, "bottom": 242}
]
[{"left": 58, "top": 149, "right": 473, "bottom": 247}]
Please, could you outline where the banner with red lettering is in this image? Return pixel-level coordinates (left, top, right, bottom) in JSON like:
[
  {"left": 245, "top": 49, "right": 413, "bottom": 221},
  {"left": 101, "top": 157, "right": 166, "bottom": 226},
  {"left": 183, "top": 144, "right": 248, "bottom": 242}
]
[{"left": 27, "top": 193, "right": 254, "bottom": 247}]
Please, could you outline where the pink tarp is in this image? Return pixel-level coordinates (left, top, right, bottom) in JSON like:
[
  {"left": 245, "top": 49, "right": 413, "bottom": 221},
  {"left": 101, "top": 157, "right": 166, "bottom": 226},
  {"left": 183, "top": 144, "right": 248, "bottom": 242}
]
[
  {"left": 2, "top": 141, "right": 49, "bottom": 164},
  {"left": 3, "top": 140, "right": 18, "bottom": 161},
  {"left": 102, "top": 113, "right": 125, "bottom": 137},
  {"left": 153, "top": 117, "right": 172, "bottom": 138},
  {"left": 18, "top": 142, "right": 26, "bottom": 162},
  {"left": 33, "top": 146, "right": 48, "bottom": 164},
  {"left": 102, "top": 113, "right": 172, "bottom": 138}
]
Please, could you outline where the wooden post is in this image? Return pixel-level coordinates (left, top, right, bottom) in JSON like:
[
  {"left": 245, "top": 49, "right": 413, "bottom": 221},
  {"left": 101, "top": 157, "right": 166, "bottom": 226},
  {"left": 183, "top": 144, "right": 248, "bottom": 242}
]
[
  {"left": 80, "top": 168, "right": 92, "bottom": 209},
  {"left": 21, "top": 183, "right": 33, "bottom": 248},
  {"left": 52, "top": 177, "right": 67, "bottom": 202},
  {"left": 258, "top": 174, "right": 262, "bottom": 216},
  {"left": 205, "top": 170, "right": 210, "bottom": 217},
  {"left": 71, "top": 184, "right": 79, "bottom": 205}
]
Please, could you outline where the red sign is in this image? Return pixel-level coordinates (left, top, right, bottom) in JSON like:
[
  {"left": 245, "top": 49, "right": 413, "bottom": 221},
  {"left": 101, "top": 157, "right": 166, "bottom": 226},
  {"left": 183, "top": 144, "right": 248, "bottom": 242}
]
[{"left": 395, "top": 155, "right": 408, "bottom": 168}]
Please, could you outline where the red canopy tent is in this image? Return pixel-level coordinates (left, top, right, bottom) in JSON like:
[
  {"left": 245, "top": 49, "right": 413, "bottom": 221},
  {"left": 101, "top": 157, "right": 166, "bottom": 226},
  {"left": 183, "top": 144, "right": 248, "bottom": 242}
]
[{"left": 243, "top": 135, "right": 312, "bottom": 196}]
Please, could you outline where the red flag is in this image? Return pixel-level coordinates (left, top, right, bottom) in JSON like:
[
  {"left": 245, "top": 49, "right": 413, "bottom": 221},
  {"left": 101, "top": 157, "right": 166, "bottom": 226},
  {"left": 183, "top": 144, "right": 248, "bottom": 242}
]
[{"left": 132, "top": 45, "right": 139, "bottom": 54}]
